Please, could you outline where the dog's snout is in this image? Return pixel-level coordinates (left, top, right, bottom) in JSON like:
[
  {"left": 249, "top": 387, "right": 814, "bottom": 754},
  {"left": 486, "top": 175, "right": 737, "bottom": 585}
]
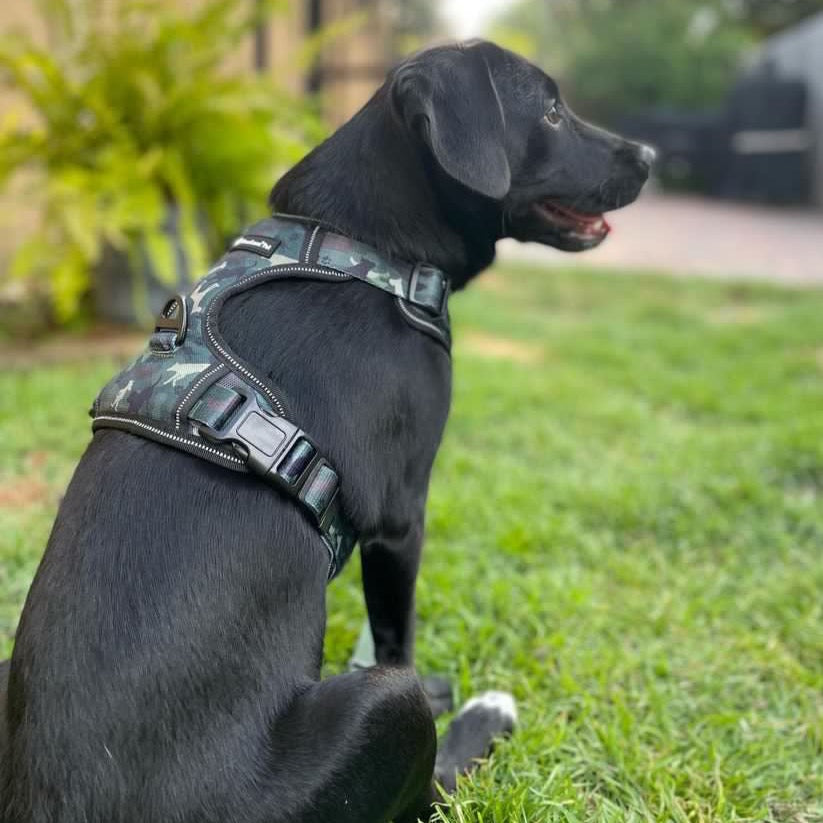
[{"left": 613, "top": 140, "right": 656, "bottom": 175}]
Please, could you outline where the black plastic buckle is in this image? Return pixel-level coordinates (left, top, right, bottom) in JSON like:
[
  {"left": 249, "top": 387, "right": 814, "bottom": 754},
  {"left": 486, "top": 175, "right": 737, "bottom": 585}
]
[
  {"left": 197, "top": 390, "right": 336, "bottom": 519},
  {"left": 409, "top": 263, "right": 448, "bottom": 316},
  {"left": 155, "top": 294, "right": 188, "bottom": 345}
]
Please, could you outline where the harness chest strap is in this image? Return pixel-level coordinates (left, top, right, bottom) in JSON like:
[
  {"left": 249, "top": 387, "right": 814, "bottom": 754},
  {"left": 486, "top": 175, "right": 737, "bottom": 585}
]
[
  {"left": 187, "top": 376, "right": 352, "bottom": 573},
  {"left": 92, "top": 215, "right": 451, "bottom": 579}
]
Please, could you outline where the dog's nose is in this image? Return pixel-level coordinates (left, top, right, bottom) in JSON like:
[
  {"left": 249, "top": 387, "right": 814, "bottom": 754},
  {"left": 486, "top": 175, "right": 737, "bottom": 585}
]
[{"left": 634, "top": 142, "right": 657, "bottom": 170}]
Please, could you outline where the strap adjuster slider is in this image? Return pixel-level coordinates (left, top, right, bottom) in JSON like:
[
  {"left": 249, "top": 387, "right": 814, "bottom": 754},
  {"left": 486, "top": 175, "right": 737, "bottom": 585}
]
[{"left": 409, "top": 263, "right": 448, "bottom": 315}]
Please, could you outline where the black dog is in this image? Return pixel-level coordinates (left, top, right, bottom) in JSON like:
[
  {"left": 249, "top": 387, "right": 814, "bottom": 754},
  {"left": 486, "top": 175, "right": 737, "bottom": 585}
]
[{"left": 1, "top": 41, "right": 651, "bottom": 823}]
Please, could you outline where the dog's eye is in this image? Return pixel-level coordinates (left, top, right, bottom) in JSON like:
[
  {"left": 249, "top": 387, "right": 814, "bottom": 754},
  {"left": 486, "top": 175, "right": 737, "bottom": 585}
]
[{"left": 543, "top": 104, "right": 561, "bottom": 128}]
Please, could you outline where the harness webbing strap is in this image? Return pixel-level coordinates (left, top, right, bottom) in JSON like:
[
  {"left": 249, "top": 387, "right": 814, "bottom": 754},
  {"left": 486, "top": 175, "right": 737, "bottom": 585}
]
[
  {"left": 189, "top": 383, "right": 245, "bottom": 431},
  {"left": 92, "top": 214, "right": 451, "bottom": 581},
  {"left": 270, "top": 215, "right": 450, "bottom": 321},
  {"left": 188, "top": 378, "right": 355, "bottom": 578}
]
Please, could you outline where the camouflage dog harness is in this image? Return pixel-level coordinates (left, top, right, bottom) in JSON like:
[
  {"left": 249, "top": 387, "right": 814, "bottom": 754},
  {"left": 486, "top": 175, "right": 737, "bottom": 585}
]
[{"left": 92, "top": 214, "right": 450, "bottom": 578}]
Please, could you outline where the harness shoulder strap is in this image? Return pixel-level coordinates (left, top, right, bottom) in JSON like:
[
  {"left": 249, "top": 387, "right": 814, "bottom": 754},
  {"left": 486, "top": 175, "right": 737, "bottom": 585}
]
[
  {"left": 92, "top": 215, "right": 451, "bottom": 580},
  {"left": 188, "top": 374, "right": 354, "bottom": 577},
  {"left": 268, "top": 216, "right": 452, "bottom": 350}
]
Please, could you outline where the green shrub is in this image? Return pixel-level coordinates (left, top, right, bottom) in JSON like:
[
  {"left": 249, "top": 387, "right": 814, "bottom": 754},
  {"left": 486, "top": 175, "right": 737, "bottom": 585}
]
[{"left": 0, "top": 0, "right": 326, "bottom": 323}]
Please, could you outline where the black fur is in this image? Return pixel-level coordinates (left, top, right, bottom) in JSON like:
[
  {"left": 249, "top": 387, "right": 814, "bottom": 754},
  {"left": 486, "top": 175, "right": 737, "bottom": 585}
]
[{"left": 1, "top": 41, "right": 651, "bottom": 822}]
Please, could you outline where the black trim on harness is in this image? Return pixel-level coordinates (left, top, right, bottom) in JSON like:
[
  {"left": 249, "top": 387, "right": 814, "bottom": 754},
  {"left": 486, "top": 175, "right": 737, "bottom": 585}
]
[{"left": 92, "top": 415, "right": 245, "bottom": 471}]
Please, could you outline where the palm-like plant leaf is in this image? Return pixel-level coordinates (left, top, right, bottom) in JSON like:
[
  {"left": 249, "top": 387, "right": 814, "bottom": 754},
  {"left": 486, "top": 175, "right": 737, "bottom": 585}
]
[{"left": 0, "top": 0, "right": 328, "bottom": 322}]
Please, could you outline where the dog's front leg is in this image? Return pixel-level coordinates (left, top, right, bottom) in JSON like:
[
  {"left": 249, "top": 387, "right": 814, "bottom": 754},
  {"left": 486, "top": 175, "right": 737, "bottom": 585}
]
[{"left": 360, "top": 519, "right": 423, "bottom": 667}]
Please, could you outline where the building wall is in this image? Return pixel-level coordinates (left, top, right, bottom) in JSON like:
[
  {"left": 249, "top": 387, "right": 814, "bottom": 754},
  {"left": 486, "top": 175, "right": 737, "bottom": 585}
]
[
  {"left": 754, "top": 11, "right": 823, "bottom": 206},
  {"left": 314, "top": 0, "right": 390, "bottom": 125},
  {"left": 0, "top": 1, "right": 389, "bottom": 274},
  {"left": 0, "top": 0, "right": 387, "bottom": 121}
]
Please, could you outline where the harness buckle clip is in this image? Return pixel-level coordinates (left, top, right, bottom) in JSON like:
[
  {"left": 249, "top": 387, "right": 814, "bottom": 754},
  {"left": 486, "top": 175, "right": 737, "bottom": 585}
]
[{"left": 196, "top": 389, "right": 325, "bottom": 504}]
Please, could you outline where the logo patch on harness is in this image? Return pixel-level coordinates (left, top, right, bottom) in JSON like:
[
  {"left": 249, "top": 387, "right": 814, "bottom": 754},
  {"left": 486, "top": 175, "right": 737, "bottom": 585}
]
[{"left": 231, "top": 235, "right": 281, "bottom": 258}]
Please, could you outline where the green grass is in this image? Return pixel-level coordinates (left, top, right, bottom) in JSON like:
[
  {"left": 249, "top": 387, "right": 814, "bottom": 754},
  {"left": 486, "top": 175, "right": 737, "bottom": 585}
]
[{"left": 2, "top": 265, "right": 823, "bottom": 822}]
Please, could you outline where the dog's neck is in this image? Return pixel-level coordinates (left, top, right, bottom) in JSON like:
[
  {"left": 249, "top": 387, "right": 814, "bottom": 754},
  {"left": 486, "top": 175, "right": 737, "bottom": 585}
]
[{"left": 270, "top": 86, "right": 501, "bottom": 290}]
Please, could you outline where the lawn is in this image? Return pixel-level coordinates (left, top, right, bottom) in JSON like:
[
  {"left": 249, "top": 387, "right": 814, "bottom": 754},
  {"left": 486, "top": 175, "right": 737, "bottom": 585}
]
[{"left": 1, "top": 264, "right": 822, "bottom": 822}]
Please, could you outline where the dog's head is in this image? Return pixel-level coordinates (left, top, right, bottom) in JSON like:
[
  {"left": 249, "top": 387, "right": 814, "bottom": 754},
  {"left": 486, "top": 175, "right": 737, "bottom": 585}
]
[{"left": 391, "top": 40, "right": 654, "bottom": 252}]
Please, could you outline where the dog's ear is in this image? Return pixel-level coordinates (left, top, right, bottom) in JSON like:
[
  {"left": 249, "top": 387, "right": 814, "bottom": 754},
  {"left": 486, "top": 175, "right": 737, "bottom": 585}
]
[{"left": 391, "top": 47, "right": 511, "bottom": 200}]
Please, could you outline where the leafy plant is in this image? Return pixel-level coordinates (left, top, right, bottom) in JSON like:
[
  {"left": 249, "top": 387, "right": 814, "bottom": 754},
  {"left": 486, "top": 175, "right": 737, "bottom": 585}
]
[{"left": 0, "top": 0, "right": 326, "bottom": 323}]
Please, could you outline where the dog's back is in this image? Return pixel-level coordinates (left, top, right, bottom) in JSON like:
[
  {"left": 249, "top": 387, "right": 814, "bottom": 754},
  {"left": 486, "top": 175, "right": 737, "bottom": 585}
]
[
  {"left": 3, "top": 435, "right": 325, "bottom": 821},
  {"left": 3, "top": 275, "right": 448, "bottom": 822}
]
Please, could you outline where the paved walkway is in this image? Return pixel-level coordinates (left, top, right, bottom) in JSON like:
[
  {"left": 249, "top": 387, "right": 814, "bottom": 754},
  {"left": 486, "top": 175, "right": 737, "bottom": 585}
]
[{"left": 498, "top": 192, "right": 823, "bottom": 285}]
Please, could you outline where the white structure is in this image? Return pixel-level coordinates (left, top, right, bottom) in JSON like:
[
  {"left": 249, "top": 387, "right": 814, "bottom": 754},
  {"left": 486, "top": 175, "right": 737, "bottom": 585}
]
[{"left": 753, "top": 11, "right": 823, "bottom": 206}]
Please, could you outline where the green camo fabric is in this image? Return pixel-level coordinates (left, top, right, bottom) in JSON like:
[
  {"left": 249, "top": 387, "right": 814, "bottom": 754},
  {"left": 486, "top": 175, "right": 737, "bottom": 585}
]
[
  {"left": 91, "top": 214, "right": 451, "bottom": 578},
  {"left": 95, "top": 217, "right": 309, "bottom": 434},
  {"left": 93, "top": 215, "right": 449, "bottom": 431}
]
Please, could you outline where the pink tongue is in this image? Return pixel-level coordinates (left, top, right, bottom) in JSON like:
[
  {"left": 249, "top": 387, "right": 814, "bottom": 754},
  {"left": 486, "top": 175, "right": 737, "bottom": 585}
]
[
  {"left": 573, "top": 212, "right": 598, "bottom": 225},
  {"left": 552, "top": 204, "right": 604, "bottom": 227}
]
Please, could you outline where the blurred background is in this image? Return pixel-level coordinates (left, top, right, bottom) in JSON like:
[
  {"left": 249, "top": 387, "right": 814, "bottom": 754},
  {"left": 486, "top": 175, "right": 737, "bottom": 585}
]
[
  {"left": 2, "top": 6, "right": 823, "bottom": 819},
  {"left": 1, "top": 0, "right": 821, "bottom": 333}
]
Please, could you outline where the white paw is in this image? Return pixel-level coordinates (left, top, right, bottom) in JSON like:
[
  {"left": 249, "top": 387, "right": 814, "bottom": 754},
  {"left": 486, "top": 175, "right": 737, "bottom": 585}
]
[{"left": 459, "top": 690, "right": 518, "bottom": 726}]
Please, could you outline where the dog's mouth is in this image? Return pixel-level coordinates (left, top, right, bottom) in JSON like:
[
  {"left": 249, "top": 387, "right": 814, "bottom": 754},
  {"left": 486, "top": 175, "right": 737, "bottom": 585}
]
[
  {"left": 506, "top": 197, "right": 611, "bottom": 251},
  {"left": 530, "top": 200, "right": 611, "bottom": 251},
  {"left": 506, "top": 197, "right": 612, "bottom": 252}
]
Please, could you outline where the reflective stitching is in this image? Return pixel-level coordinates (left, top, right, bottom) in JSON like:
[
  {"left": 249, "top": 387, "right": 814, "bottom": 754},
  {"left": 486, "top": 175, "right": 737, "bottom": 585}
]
[
  {"left": 396, "top": 298, "right": 449, "bottom": 345},
  {"left": 93, "top": 416, "right": 244, "bottom": 465},
  {"left": 204, "top": 265, "right": 349, "bottom": 419},
  {"left": 305, "top": 225, "right": 321, "bottom": 262},
  {"left": 321, "top": 535, "right": 336, "bottom": 578},
  {"left": 96, "top": 415, "right": 341, "bottom": 578}
]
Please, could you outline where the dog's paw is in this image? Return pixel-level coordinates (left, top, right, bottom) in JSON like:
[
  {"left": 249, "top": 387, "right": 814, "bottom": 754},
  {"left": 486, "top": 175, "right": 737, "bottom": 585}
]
[
  {"left": 459, "top": 691, "right": 518, "bottom": 728},
  {"left": 434, "top": 690, "right": 517, "bottom": 793}
]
